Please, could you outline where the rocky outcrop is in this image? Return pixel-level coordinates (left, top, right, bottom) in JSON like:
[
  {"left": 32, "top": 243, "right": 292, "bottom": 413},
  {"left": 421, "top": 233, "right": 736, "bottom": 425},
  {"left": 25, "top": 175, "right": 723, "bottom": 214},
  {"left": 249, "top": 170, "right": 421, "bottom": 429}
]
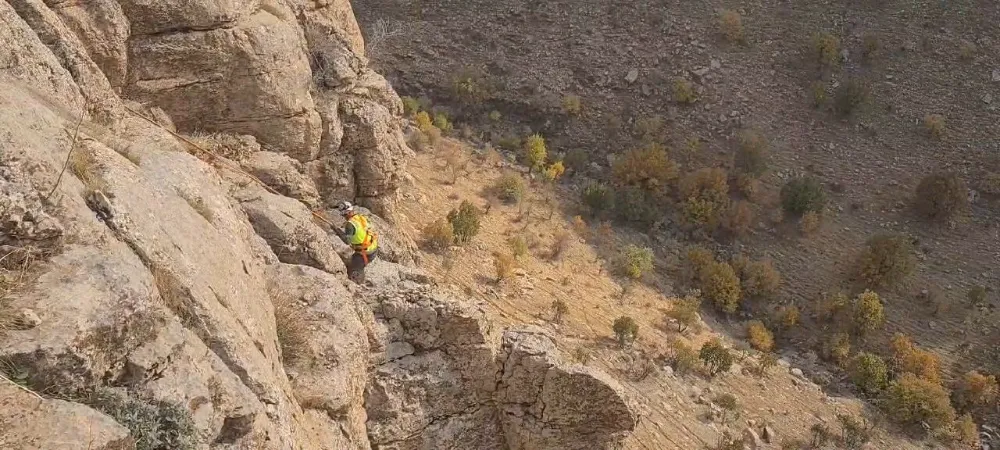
[
  {"left": 365, "top": 285, "right": 639, "bottom": 450},
  {"left": 242, "top": 150, "right": 322, "bottom": 207},
  {"left": 0, "top": 383, "right": 132, "bottom": 450}
]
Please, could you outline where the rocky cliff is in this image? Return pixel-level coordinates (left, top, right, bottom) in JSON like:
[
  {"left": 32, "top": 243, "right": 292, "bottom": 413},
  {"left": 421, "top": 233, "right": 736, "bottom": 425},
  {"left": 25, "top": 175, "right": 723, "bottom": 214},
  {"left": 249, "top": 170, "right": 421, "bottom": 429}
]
[{"left": 0, "top": 1, "right": 638, "bottom": 448}]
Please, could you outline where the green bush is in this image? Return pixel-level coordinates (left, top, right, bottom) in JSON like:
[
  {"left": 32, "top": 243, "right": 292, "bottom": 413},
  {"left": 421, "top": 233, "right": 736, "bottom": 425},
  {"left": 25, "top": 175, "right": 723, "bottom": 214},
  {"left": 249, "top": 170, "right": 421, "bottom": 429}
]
[
  {"left": 433, "top": 113, "right": 454, "bottom": 133},
  {"left": 701, "top": 262, "right": 742, "bottom": 314},
  {"left": 613, "top": 186, "right": 660, "bottom": 226},
  {"left": 523, "top": 134, "right": 548, "bottom": 172},
  {"left": 714, "top": 393, "right": 740, "bottom": 421},
  {"left": 968, "top": 285, "right": 988, "bottom": 306},
  {"left": 746, "top": 320, "right": 774, "bottom": 352},
  {"left": 780, "top": 176, "right": 826, "bottom": 214},
  {"left": 612, "top": 316, "right": 640, "bottom": 348},
  {"left": 883, "top": 373, "right": 956, "bottom": 431},
  {"left": 811, "top": 32, "right": 841, "bottom": 68},
  {"left": 494, "top": 172, "right": 527, "bottom": 204},
  {"left": 700, "top": 338, "right": 734, "bottom": 376},
  {"left": 837, "top": 414, "right": 872, "bottom": 449},
  {"left": 666, "top": 296, "right": 701, "bottom": 332},
  {"left": 618, "top": 244, "right": 653, "bottom": 279},
  {"left": 89, "top": 388, "right": 198, "bottom": 450},
  {"left": 679, "top": 167, "right": 730, "bottom": 229},
  {"left": 834, "top": 78, "right": 870, "bottom": 117},
  {"left": 856, "top": 233, "right": 916, "bottom": 287},
  {"left": 401, "top": 96, "right": 420, "bottom": 117},
  {"left": 669, "top": 338, "right": 700, "bottom": 375},
  {"left": 914, "top": 172, "right": 968, "bottom": 221},
  {"left": 852, "top": 290, "right": 885, "bottom": 335},
  {"left": 735, "top": 130, "right": 769, "bottom": 177},
  {"left": 822, "top": 332, "right": 851, "bottom": 367},
  {"left": 674, "top": 78, "right": 697, "bottom": 104},
  {"left": 851, "top": 352, "right": 889, "bottom": 397},
  {"left": 447, "top": 201, "right": 482, "bottom": 245},
  {"left": 582, "top": 182, "right": 614, "bottom": 215}
]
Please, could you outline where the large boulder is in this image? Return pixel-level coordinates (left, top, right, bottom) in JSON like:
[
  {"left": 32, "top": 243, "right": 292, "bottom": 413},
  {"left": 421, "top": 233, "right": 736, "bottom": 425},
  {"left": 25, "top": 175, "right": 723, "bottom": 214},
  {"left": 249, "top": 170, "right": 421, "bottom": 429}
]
[{"left": 0, "top": 383, "right": 131, "bottom": 450}]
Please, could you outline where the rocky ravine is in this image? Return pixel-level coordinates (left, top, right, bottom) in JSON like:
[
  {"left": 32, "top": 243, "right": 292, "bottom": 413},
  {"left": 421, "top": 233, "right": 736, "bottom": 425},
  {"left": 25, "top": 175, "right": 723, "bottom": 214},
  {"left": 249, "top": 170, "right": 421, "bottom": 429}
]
[{"left": 0, "top": 1, "right": 638, "bottom": 449}]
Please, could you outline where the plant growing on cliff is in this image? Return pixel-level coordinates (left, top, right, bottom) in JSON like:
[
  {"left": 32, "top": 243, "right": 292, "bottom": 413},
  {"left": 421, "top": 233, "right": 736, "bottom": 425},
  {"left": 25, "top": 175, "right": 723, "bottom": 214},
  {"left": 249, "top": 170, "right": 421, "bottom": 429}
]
[
  {"left": 89, "top": 388, "right": 198, "bottom": 450},
  {"left": 523, "top": 134, "right": 548, "bottom": 172},
  {"left": 613, "top": 316, "right": 640, "bottom": 348},
  {"left": 700, "top": 338, "right": 734, "bottom": 376},
  {"left": 447, "top": 201, "right": 481, "bottom": 244},
  {"left": 617, "top": 244, "right": 653, "bottom": 280}
]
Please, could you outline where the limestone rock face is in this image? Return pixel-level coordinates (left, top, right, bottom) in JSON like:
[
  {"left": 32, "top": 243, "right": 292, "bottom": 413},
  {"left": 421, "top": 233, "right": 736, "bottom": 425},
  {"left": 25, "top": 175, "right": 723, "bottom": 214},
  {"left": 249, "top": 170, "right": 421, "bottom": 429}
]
[
  {"left": 0, "top": 383, "right": 132, "bottom": 450},
  {"left": 242, "top": 151, "right": 322, "bottom": 207},
  {"left": 44, "top": 0, "right": 130, "bottom": 90}
]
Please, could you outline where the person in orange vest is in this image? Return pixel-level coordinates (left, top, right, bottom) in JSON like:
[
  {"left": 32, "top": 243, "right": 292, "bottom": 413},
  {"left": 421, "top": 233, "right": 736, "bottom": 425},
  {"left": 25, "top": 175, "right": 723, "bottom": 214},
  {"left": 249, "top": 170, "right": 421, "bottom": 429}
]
[{"left": 336, "top": 201, "right": 379, "bottom": 282}]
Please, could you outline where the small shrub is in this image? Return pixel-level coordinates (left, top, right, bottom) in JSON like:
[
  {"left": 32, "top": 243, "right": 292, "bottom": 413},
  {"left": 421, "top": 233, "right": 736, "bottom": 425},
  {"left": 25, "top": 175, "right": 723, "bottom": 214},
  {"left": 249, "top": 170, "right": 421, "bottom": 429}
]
[
  {"left": 452, "top": 69, "right": 493, "bottom": 105},
  {"left": 700, "top": 338, "right": 734, "bottom": 376},
  {"left": 735, "top": 130, "right": 770, "bottom": 177},
  {"left": 923, "top": 114, "right": 946, "bottom": 139},
  {"left": 497, "top": 135, "right": 522, "bottom": 150},
  {"left": 883, "top": 373, "right": 956, "bottom": 431},
  {"left": 89, "top": 388, "right": 199, "bottom": 450},
  {"left": 549, "top": 230, "right": 572, "bottom": 260},
  {"left": 679, "top": 167, "right": 730, "bottom": 227},
  {"left": 746, "top": 320, "right": 774, "bottom": 352},
  {"left": 581, "top": 182, "right": 614, "bottom": 215},
  {"left": 890, "top": 333, "right": 942, "bottom": 384},
  {"left": 508, "top": 236, "right": 529, "bottom": 258},
  {"left": 613, "top": 186, "right": 660, "bottom": 226},
  {"left": 714, "top": 393, "right": 740, "bottom": 421},
  {"left": 953, "top": 370, "right": 998, "bottom": 411},
  {"left": 682, "top": 196, "right": 728, "bottom": 230},
  {"left": 753, "top": 352, "right": 778, "bottom": 377},
  {"left": 633, "top": 115, "right": 666, "bottom": 143},
  {"left": 612, "top": 145, "right": 679, "bottom": 194},
  {"left": 493, "top": 252, "right": 516, "bottom": 282},
  {"left": 415, "top": 111, "right": 434, "bottom": 133},
  {"left": 493, "top": 172, "right": 527, "bottom": 204},
  {"left": 669, "top": 338, "right": 700, "bottom": 375},
  {"left": 719, "top": 10, "right": 744, "bottom": 43},
  {"left": 572, "top": 347, "right": 591, "bottom": 364},
  {"left": 612, "top": 316, "right": 640, "bottom": 348},
  {"left": 563, "top": 148, "right": 589, "bottom": 172},
  {"left": 543, "top": 161, "right": 566, "bottom": 182},
  {"left": 914, "top": 172, "right": 968, "bottom": 221},
  {"left": 823, "top": 332, "right": 852, "bottom": 367},
  {"left": 402, "top": 96, "right": 420, "bottom": 117},
  {"left": 837, "top": 414, "right": 872, "bottom": 449},
  {"left": 967, "top": 285, "right": 988, "bottom": 306},
  {"left": 701, "top": 262, "right": 742, "bottom": 314},
  {"left": 523, "top": 134, "right": 548, "bottom": 172},
  {"left": 562, "top": 95, "right": 582, "bottom": 116},
  {"left": 274, "top": 297, "right": 310, "bottom": 366},
  {"left": 862, "top": 34, "right": 880, "bottom": 62},
  {"left": 834, "top": 77, "right": 870, "bottom": 117},
  {"left": 955, "top": 414, "right": 980, "bottom": 446},
  {"left": 776, "top": 305, "right": 801, "bottom": 330},
  {"left": 722, "top": 200, "right": 754, "bottom": 236},
  {"left": 673, "top": 78, "right": 697, "bottom": 104},
  {"left": 488, "top": 110, "right": 502, "bottom": 122},
  {"left": 618, "top": 244, "right": 653, "bottom": 279},
  {"left": 851, "top": 352, "right": 889, "bottom": 397},
  {"left": 551, "top": 299, "right": 569, "bottom": 323},
  {"left": 780, "top": 176, "right": 827, "bottom": 215},
  {"left": 810, "top": 423, "right": 833, "bottom": 447},
  {"left": 816, "top": 291, "right": 851, "bottom": 324},
  {"left": 810, "top": 81, "right": 828, "bottom": 108},
  {"left": 799, "top": 211, "right": 821, "bottom": 235},
  {"left": 735, "top": 174, "right": 760, "bottom": 201},
  {"left": 433, "top": 113, "right": 453, "bottom": 134},
  {"left": 811, "top": 32, "right": 841, "bottom": 68},
  {"left": 447, "top": 201, "right": 482, "bottom": 244},
  {"left": 666, "top": 296, "right": 701, "bottom": 332},
  {"left": 684, "top": 246, "right": 715, "bottom": 282},
  {"left": 421, "top": 219, "right": 454, "bottom": 251},
  {"left": 980, "top": 172, "right": 1000, "bottom": 196},
  {"left": 740, "top": 259, "right": 781, "bottom": 301},
  {"left": 958, "top": 40, "right": 977, "bottom": 62},
  {"left": 856, "top": 233, "right": 916, "bottom": 287},
  {"left": 852, "top": 290, "right": 885, "bottom": 335}
]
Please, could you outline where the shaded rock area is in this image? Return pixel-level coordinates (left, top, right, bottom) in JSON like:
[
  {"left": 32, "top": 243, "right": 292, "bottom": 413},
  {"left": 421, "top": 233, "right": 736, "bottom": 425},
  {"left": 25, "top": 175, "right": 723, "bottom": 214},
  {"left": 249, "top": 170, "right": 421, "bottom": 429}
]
[{"left": 0, "top": 0, "right": 639, "bottom": 448}]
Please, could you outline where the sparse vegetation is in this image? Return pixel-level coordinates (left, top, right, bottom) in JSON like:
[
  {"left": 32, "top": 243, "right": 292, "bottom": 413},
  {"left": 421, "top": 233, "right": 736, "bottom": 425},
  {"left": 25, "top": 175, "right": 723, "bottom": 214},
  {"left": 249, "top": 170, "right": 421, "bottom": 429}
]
[
  {"left": 701, "top": 262, "right": 742, "bottom": 314},
  {"left": 739, "top": 259, "right": 781, "bottom": 301},
  {"left": 679, "top": 167, "right": 730, "bottom": 230},
  {"left": 837, "top": 414, "right": 873, "bottom": 449},
  {"left": 852, "top": 290, "right": 885, "bottom": 335},
  {"left": 914, "top": 172, "right": 968, "bottom": 221},
  {"left": 617, "top": 244, "right": 653, "bottom": 279},
  {"left": 823, "top": 332, "right": 851, "bottom": 367},
  {"left": 955, "top": 414, "right": 980, "bottom": 447},
  {"left": 810, "top": 423, "right": 832, "bottom": 447},
  {"left": 447, "top": 201, "right": 482, "bottom": 244},
  {"left": 493, "top": 172, "right": 527, "bottom": 204},
  {"left": 890, "top": 333, "right": 942, "bottom": 384},
  {"left": 581, "top": 182, "right": 614, "bottom": 215},
  {"left": 851, "top": 352, "right": 889, "bottom": 397},
  {"left": 776, "top": 305, "right": 801, "bottom": 331},
  {"left": 862, "top": 34, "right": 880, "bottom": 62},
  {"left": 274, "top": 296, "right": 310, "bottom": 366},
  {"left": 722, "top": 200, "right": 754, "bottom": 236},
  {"left": 669, "top": 338, "right": 700, "bottom": 375},
  {"left": 551, "top": 299, "right": 569, "bottom": 323},
  {"left": 452, "top": 68, "right": 494, "bottom": 105},
  {"left": 714, "top": 393, "right": 739, "bottom": 421},
  {"left": 780, "top": 176, "right": 826, "bottom": 215},
  {"left": 958, "top": 40, "right": 977, "bottom": 62},
  {"left": 612, "top": 145, "right": 679, "bottom": 195},
  {"left": 834, "top": 77, "right": 870, "bottom": 117},
  {"left": 753, "top": 352, "right": 778, "bottom": 377},
  {"left": 799, "top": 211, "right": 821, "bottom": 235},
  {"left": 523, "top": 134, "right": 548, "bottom": 172},
  {"left": 883, "top": 373, "right": 956, "bottom": 431},
  {"left": 421, "top": 218, "right": 455, "bottom": 251},
  {"left": 735, "top": 129, "right": 769, "bottom": 177},
  {"left": 811, "top": 32, "right": 841, "bottom": 68},
  {"left": 810, "top": 81, "right": 827, "bottom": 107},
  {"left": 612, "top": 315, "right": 640, "bottom": 348},
  {"left": 953, "top": 370, "right": 998, "bottom": 411},
  {"left": 700, "top": 338, "right": 734, "bottom": 376},
  {"left": 433, "top": 113, "right": 453, "bottom": 134},
  {"left": 493, "top": 252, "right": 516, "bottom": 282},
  {"left": 89, "top": 388, "right": 198, "bottom": 450},
  {"left": 666, "top": 296, "right": 701, "bottom": 332},
  {"left": 856, "top": 233, "right": 916, "bottom": 287},
  {"left": 673, "top": 78, "right": 697, "bottom": 104},
  {"left": 923, "top": 114, "right": 946, "bottom": 139},
  {"left": 507, "top": 236, "right": 528, "bottom": 258},
  {"left": 549, "top": 230, "right": 572, "bottom": 260},
  {"left": 543, "top": 160, "right": 566, "bottom": 182},
  {"left": 718, "top": 10, "right": 744, "bottom": 43},
  {"left": 746, "top": 320, "right": 774, "bottom": 352},
  {"left": 967, "top": 285, "right": 988, "bottom": 306},
  {"left": 402, "top": 96, "right": 420, "bottom": 117},
  {"left": 562, "top": 94, "right": 582, "bottom": 116}
]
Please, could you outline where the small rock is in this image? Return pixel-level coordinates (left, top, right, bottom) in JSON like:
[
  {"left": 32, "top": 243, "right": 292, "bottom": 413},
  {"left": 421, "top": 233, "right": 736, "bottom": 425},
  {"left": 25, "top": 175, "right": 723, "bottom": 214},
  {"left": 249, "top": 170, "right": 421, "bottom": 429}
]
[
  {"left": 692, "top": 67, "right": 710, "bottom": 77},
  {"left": 385, "top": 341, "right": 415, "bottom": 360},
  {"left": 790, "top": 368, "right": 804, "bottom": 378},
  {"left": 742, "top": 427, "right": 764, "bottom": 449},
  {"left": 625, "top": 68, "right": 639, "bottom": 83},
  {"left": 514, "top": 268, "right": 527, "bottom": 276},
  {"left": 762, "top": 426, "right": 776, "bottom": 443},
  {"left": 662, "top": 365, "right": 674, "bottom": 377},
  {"left": 992, "top": 68, "right": 1000, "bottom": 82},
  {"left": 710, "top": 59, "right": 721, "bottom": 69},
  {"left": 697, "top": 395, "right": 709, "bottom": 405},
  {"left": 15, "top": 308, "right": 41, "bottom": 329},
  {"left": 984, "top": 93, "right": 993, "bottom": 104},
  {"left": 777, "top": 358, "right": 791, "bottom": 368}
]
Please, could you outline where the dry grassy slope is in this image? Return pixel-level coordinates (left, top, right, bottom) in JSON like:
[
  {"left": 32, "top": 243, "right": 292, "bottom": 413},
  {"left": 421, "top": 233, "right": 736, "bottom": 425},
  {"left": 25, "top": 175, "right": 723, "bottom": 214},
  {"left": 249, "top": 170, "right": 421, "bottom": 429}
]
[
  {"left": 357, "top": 0, "right": 999, "bottom": 388},
  {"left": 395, "top": 139, "right": 928, "bottom": 449}
]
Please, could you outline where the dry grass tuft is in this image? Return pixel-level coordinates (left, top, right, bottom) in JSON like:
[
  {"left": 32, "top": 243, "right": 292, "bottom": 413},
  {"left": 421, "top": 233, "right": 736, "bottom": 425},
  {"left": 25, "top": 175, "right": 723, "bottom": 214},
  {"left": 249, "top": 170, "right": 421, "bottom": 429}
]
[
  {"left": 923, "top": 114, "right": 946, "bottom": 140},
  {"left": 719, "top": 10, "right": 744, "bottom": 43},
  {"left": 273, "top": 296, "right": 311, "bottom": 367}
]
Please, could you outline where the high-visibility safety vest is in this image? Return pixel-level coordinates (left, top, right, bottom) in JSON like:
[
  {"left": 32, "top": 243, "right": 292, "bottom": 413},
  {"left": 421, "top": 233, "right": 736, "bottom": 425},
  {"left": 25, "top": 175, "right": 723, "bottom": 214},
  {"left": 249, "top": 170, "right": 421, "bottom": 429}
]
[{"left": 346, "top": 214, "right": 378, "bottom": 255}]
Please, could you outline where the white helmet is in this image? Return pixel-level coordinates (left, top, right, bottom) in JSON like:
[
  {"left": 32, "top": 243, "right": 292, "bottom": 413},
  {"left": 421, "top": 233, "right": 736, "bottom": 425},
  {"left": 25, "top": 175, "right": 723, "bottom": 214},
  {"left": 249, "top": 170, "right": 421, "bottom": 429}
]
[{"left": 337, "top": 201, "right": 355, "bottom": 215}]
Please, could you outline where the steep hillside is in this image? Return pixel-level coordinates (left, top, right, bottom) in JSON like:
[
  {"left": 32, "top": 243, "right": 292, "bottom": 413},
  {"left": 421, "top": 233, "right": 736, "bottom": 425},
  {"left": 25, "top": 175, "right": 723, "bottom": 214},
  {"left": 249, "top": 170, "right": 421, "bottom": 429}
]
[{"left": 0, "top": 1, "right": 638, "bottom": 449}]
